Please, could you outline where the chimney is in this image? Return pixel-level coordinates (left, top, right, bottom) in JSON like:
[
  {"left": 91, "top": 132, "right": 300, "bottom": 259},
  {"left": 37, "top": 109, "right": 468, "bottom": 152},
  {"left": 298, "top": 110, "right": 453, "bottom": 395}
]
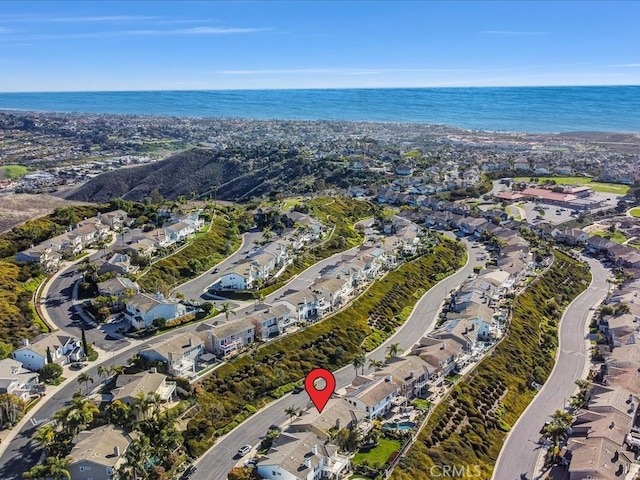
[
  {"left": 189, "top": 337, "right": 194, "bottom": 347},
  {"left": 409, "top": 370, "right": 415, "bottom": 378},
  {"left": 311, "top": 444, "right": 318, "bottom": 455},
  {"left": 149, "top": 367, "right": 157, "bottom": 374},
  {"left": 114, "top": 446, "right": 120, "bottom": 457},
  {"left": 22, "top": 338, "right": 29, "bottom": 347},
  {"left": 304, "top": 458, "right": 312, "bottom": 469}
]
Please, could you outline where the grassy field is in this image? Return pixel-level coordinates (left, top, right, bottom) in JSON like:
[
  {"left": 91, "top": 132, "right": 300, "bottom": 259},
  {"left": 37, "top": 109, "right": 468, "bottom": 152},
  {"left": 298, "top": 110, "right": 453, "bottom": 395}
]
[
  {"left": 514, "top": 176, "right": 630, "bottom": 195},
  {"left": 592, "top": 229, "right": 627, "bottom": 244},
  {"left": 353, "top": 438, "right": 402, "bottom": 466},
  {"left": 0, "top": 164, "right": 28, "bottom": 179},
  {"left": 629, "top": 207, "right": 640, "bottom": 218}
]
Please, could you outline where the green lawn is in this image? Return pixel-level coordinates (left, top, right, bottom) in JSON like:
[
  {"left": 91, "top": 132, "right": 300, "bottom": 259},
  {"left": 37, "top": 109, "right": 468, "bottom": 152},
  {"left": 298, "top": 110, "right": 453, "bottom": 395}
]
[
  {"left": 513, "top": 176, "right": 629, "bottom": 195},
  {"left": 629, "top": 207, "right": 640, "bottom": 218},
  {"left": 592, "top": 230, "right": 627, "bottom": 244},
  {"left": 0, "top": 164, "right": 28, "bottom": 179},
  {"left": 352, "top": 438, "right": 402, "bottom": 466}
]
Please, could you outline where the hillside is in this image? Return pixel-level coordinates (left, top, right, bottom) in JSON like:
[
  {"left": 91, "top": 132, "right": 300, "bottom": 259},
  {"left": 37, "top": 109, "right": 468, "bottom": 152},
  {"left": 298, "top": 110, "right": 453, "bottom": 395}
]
[{"left": 66, "top": 146, "right": 354, "bottom": 203}]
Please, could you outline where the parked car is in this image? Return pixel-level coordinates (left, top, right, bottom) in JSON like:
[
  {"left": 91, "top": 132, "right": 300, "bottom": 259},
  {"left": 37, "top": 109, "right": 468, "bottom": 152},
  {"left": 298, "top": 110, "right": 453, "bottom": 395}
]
[
  {"left": 236, "top": 445, "right": 252, "bottom": 457},
  {"left": 181, "top": 465, "right": 197, "bottom": 479},
  {"left": 69, "top": 362, "right": 87, "bottom": 370},
  {"left": 292, "top": 385, "right": 304, "bottom": 394}
]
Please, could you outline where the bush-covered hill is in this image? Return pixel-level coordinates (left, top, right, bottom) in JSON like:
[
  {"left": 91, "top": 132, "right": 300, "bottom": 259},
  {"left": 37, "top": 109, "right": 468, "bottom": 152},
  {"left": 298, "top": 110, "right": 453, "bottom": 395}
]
[{"left": 67, "top": 146, "right": 358, "bottom": 203}]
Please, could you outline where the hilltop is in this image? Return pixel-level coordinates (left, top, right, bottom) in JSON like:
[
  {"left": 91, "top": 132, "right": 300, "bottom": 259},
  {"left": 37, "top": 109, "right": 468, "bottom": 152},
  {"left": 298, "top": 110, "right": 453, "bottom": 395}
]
[{"left": 65, "top": 146, "right": 353, "bottom": 203}]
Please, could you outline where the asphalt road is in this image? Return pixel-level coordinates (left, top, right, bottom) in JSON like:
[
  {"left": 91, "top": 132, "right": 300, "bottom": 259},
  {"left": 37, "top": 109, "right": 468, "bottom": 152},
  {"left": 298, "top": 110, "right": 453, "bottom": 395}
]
[
  {"left": 492, "top": 256, "right": 609, "bottom": 480},
  {"left": 190, "top": 238, "right": 484, "bottom": 480},
  {"left": 174, "top": 230, "right": 264, "bottom": 301}
]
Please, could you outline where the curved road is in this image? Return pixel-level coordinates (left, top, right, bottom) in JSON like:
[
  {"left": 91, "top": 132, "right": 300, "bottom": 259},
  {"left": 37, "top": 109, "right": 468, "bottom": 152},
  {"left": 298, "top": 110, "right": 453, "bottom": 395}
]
[
  {"left": 492, "top": 256, "right": 610, "bottom": 480},
  {"left": 190, "top": 238, "right": 485, "bottom": 480}
]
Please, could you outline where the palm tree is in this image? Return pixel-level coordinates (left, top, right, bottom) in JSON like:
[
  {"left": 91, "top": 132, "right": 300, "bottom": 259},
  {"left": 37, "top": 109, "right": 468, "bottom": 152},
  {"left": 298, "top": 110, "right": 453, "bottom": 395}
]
[
  {"left": 385, "top": 342, "right": 402, "bottom": 358},
  {"left": 285, "top": 405, "right": 298, "bottom": 424},
  {"left": 109, "top": 364, "right": 126, "bottom": 376},
  {"left": 34, "top": 424, "right": 56, "bottom": 454},
  {"left": 132, "top": 391, "right": 153, "bottom": 421},
  {"left": 121, "top": 435, "right": 152, "bottom": 479},
  {"left": 352, "top": 353, "right": 366, "bottom": 376},
  {"left": 368, "top": 359, "right": 384, "bottom": 371},
  {"left": 23, "top": 456, "right": 71, "bottom": 480},
  {"left": 220, "top": 302, "right": 236, "bottom": 322},
  {"left": 97, "top": 365, "right": 110, "bottom": 382},
  {"left": 77, "top": 372, "right": 94, "bottom": 394}
]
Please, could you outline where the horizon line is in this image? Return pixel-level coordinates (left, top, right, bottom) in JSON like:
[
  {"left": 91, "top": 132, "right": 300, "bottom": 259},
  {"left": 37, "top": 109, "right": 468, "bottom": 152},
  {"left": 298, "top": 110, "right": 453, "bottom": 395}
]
[{"left": 1, "top": 83, "right": 640, "bottom": 95}]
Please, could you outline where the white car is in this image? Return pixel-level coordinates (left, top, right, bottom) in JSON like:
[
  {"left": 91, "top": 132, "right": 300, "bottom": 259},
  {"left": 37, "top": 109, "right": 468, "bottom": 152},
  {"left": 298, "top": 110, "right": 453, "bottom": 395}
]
[{"left": 236, "top": 445, "right": 252, "bottom": 457}]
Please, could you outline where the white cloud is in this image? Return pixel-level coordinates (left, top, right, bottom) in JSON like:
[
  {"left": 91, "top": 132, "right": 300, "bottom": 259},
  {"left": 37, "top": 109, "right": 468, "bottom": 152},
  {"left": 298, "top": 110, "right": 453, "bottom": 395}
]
[
  {"left": 611, "top": 64, "right": 640, "bottom": 68},
  {"left": 0, "top": 15, "right": 160, "bottom": 23},
  {"left": 219, "top": 67, "right": 472, "bottom": 75},
  {"left": 482, "top": 30, "right": 550, "bottom": 36},
  {"left": 127, "top": 26, "right": 269, "bottom": 35}
]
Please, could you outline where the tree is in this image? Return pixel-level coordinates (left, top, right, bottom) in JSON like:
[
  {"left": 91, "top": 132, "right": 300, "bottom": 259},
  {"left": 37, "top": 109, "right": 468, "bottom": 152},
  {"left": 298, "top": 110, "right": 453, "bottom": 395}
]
[
  {"left": 46, "top": 346, "right": 53, "bottom": 364},
  {"left": 0, "top": 393, "right": 26, "bottom": 425},
  {"left": 334, "top": 427, "right": 360, "bottom": 453},
  {"left": 201, "top": 302, "right": 214, "bottom": 315},
  {"left": 228, "top": 467, "right": 257, "bottom": 480},
  {"left": 97, "top": 365, "right": 111, "bottom": 381},
  {"left": 80, "top": 324, "right": 89, "bottom": 357},
  {"left": 120, "top": 435, "right": 152, "bottom": 479},
  {"left": 39, "top": 363, "right": 63, "bottom": 383},
  {"left": 285, "top": 405, "right": 298, "bottom": 424},
  {"left": 34, "top": 424, "right": 56, "bottom": 453},
  {"left": 0, "top": 341, "right": 13, "bottom": 360},
  {"left": 368, "top": 359, "right": 384, "bottom": 371},
  {"left": 77, "top": 372, "right": 94, "bottom": 394},
  {"left": 109, "top": 364, "right": 126, "bottom": 376},
  {"left": 352, "top": 352, "right": 366, "bottom": 376},
  {"left": 385, "top": 342, "right": 401, "bottom": 358},
  {"left": 22, "top": 456, "right": 71, "bottom": 480},
  {"left": 220, "top": 302, "right": 236, "bottom": 322}
]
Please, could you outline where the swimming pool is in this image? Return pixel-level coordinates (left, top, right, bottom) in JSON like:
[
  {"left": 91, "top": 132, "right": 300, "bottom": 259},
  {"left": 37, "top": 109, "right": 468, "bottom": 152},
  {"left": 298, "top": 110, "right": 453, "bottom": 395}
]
[{"left": 383, "top": 421, "right": 416, "bottom": 431}]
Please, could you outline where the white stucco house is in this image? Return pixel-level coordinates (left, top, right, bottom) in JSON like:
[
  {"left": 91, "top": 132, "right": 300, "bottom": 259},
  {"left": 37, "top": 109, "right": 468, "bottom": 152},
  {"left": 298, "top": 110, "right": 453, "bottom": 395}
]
[
  {"left": 124, "top": 293, "right": 189, "bottom": 330},
  {"left": 12, "top": 334, "right": 84, "bottom": 372}
]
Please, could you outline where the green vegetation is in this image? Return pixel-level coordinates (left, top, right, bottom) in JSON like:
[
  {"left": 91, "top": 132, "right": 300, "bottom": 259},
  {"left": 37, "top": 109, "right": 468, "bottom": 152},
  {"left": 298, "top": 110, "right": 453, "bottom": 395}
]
[
  {"left": 137, "top": 216, "right": 241, "bottom": 292},
  {"left": 0, "top": 164, "right": 28, "bottom": 179},
  {"left": 353, "top": 438, "right": 402, "bottom": 466},
  {"left": 391, "top": 251, "right": 590, "bottom": 480},
  {"left": 513, "top": 176, "right": 630, "bottom": 195},
  {"left": 592, "top": 229, "right": 627, "bottom": 244},
  {"left": 183, "top": 238, "right": 466, "bottom": 456},
  {"left": 629, "top": 207, "right": 640, "bottom": 218}
]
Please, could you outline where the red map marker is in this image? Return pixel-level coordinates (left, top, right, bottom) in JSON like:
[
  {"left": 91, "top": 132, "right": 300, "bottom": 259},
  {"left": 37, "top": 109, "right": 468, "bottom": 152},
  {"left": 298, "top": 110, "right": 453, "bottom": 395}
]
[{"left": 305, "top": 368, "right": 336, "bottom": 413}]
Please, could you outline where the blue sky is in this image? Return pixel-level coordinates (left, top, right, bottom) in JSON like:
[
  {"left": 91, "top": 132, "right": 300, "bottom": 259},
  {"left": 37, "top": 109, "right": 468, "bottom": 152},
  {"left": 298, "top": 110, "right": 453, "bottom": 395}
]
[{"left": 0, "top": 1, "right": 639, "bottom": 92}]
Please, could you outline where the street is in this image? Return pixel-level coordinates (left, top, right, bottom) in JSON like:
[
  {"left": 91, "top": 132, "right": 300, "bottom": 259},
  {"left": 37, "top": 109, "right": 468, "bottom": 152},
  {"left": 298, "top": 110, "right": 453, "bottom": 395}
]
[
  {"left": 492, "top": 256, "right": 610, "bottom": 480},
  {"left": 190, "top": 238, "right": 483, "bottom": 480}
]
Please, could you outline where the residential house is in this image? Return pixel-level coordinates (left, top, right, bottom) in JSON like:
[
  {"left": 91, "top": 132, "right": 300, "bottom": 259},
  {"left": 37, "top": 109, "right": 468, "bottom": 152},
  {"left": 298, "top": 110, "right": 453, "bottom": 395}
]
[
  {"left": 96, "top": 277, "right": 140, "bottom": 300},
  {"left": 0, "top": 358, "right": 39, "bottom": 401},
  {"left": 412, "top": 338, "right": 462, "bottom": 377},
  {"left": 373, "top": 356, "right": 436, "bottom": 399},
  {"left": 15, "top": 244, "right": 62, "bottom": 271},
  {"left": 343, "top": 375, "right": 399, "bottom": 419},
  {"left": 124, "top": 293, "right": 188, "bottom": 330},
  {"left": 97, "top": 210, "right": 129, "bottom": 229},
  {"left": 566, "top": 437, "right": 631, "bottom": 480},
  {"left": 68, "top": 425, "right": 132, "bottom": 480},
  {"left": 219, "top": 262, "right": 257, "bottom": 291},
  {"left": 312, "top": 276, "right": 353, "bottom": 311},
  {"left": 164, "top": 221, "right": 194, "bottom": 243},
  {"left": 206, "top": 318, "right": 256, "bottom": 357},
  {"left": 247, "top": 303, "right": 295, "bottom": 337},
  {"left": 257, "top": 431, "right": 350, "bottom": 480},
  {"left": 289, "top": 398, "right": 368, "bottom": 440},
  {"left": 281, "top": 289, "right": 320, "bottom": 322},
  {"left": 97, "top": 252, "right": 132, "bottom": 276},
  {"left": 427, "top": 319, "right": 476, "bottom": 353},
  {"left": 12, "top": 334, "right": 84, "bottom": 372},
  {"left": 139, "top": 332, "right": 204, "bottom": 377},
  {"left": 111, "top": 370, "right": 176, "bottom": 406}
]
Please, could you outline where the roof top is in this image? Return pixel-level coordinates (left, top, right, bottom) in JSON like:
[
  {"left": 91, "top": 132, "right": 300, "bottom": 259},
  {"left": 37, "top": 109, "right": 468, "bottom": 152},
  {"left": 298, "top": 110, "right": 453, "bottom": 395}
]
[
  {"left": 112, "top": 371, "right": 167, "bottom": 403},
  {"left": 70, "top": 425, "right": 131, "bottom": 467}
]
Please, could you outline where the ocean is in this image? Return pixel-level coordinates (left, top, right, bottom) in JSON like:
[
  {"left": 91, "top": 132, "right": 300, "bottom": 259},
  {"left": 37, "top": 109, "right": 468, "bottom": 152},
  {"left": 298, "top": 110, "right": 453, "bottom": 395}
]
[{"left": 0, "top": 86, "right": 639, "bottom": 134}]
